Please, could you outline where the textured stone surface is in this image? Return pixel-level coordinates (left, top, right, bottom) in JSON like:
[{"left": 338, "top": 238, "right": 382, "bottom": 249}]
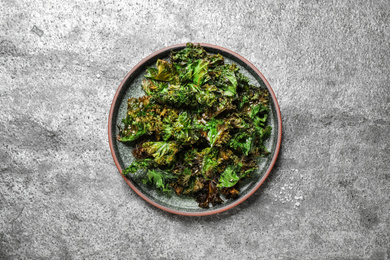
[{"left": 1, "top": 0, "right": 389, "bottom": 259}]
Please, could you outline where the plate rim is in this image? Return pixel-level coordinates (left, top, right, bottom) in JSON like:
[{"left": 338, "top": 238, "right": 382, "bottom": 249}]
[{"left": 108, "top": 43, "right": 282, "bottom": 216}]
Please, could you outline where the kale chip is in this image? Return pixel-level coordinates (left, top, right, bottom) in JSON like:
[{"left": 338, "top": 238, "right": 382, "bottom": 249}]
[{"left": 118, "top": 43, "right": 272, "bottom": 208}]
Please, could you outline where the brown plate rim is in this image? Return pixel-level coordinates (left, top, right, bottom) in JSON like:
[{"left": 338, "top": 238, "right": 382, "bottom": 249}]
[{"left": 108, "top": 43, "right": 282, "bottom": 216}]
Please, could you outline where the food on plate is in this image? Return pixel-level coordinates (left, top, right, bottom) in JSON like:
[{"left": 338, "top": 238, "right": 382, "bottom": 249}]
[{"left": 118, "top": 43, "right": 271, "bottom": 208}]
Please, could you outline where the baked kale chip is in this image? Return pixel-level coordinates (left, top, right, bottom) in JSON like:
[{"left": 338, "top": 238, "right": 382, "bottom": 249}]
[{"left": 118, "top": 43, "right": 271, "bottom": 208}]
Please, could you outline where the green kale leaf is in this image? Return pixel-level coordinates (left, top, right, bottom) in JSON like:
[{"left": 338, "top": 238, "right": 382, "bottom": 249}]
[
  {"left": 143, "top": 169, "right": 177, "bottom": 193},
  {"left": 143, "top": 141, "right": 179, "bottom": 165},
  {"left": 217, "top": 165, "right": 241, "bottom": 188}
]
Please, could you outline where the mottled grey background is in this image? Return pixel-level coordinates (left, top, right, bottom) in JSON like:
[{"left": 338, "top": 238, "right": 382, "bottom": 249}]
[{"left": 1, "top": 0, "right": 389, "bottom": 259}]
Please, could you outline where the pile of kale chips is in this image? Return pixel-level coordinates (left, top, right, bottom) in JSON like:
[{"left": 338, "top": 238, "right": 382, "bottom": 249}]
[{"left": 118, "top": 43, "right": 271, "bottom": 208}]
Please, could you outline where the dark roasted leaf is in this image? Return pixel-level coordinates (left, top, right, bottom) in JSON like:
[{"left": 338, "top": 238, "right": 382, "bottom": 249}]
[{"left": 196, "top": 180, "right": 223, "bottom": 208}]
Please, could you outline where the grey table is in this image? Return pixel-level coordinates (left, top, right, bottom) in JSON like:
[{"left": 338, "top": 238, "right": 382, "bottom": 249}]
[{"left": 1, "top": 1, "right": 389, "bottom": 259}]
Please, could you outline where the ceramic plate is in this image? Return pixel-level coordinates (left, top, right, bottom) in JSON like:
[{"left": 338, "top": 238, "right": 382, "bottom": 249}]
[{"left": 108, "top": 43, "right": 282, "bottom": 216}]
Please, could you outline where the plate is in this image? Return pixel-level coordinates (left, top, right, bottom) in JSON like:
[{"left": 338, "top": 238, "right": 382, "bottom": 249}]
[{"left": 108, "top": 43, "right": 282, "bottom": 216}]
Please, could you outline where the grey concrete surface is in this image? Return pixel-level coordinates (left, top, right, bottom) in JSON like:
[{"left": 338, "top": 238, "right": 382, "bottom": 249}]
[{"left": 1, "top": 0, "right": 389, "bottom": 259}]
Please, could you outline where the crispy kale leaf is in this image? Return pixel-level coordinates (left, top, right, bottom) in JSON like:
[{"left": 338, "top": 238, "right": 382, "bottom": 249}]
[
  {"left": 228, "top": 132, "right": 255, "bottom": 156},
  {"left": 145, "top": 59, "right": 177, "bottom": 82},
  {"left": 143, "top": 169, "right": 177, "bottom": 193},
  {"left": 202, "top": 118, "right": 231, "bottom": 147},
  {"left": 118, "top": 43, "right": 272, "bottom": 207},
  {"left": 123, "top": 158, "right": 154, "bottom": 175},
  {"left": 142, "top": 141, "right": 179, "bottom": 165},
  {"left": 218, "top": 165, "right": 241, "bottom": 188}
]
